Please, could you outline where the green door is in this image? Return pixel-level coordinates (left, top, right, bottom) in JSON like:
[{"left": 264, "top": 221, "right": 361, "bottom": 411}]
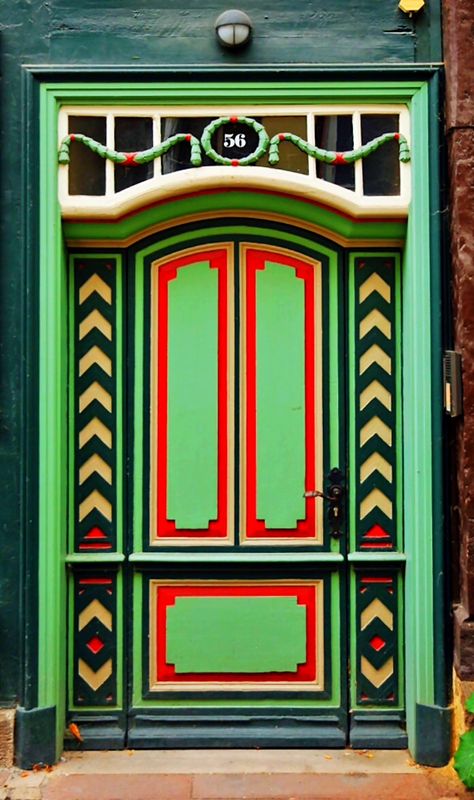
[{"left": 68, "top": 214, "right": 404, "bottom": 749}]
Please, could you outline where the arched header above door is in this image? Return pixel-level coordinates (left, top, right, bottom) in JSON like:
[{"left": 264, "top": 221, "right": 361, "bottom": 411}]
[{"left": 58, "top": 104, "right": 411, "bottom": 220}]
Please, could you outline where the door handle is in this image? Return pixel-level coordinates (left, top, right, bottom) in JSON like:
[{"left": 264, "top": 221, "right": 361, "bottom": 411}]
[{"left": 304, "top": 468, "right": 345, "bottom": 539}]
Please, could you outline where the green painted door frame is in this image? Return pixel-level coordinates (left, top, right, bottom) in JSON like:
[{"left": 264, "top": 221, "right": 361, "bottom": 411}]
[{"left": 23, "top": 72, "right": 448, "bottom": 766}]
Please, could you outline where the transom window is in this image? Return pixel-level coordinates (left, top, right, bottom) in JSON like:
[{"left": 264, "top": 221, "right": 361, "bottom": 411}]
[{"left": 58, "top": 105, "right": 411, "bottom": 216}]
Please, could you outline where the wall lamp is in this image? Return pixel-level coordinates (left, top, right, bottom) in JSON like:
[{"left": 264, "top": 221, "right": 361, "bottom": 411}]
[{"left": 215, "top": 9, "right": 252, "bottom": 49}]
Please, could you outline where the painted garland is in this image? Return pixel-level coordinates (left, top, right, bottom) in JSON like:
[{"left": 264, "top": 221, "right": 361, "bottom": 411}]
[
  {"left": 58, "top": 132, "right": 203, "bottom": 167},
  {"left": 58, "top": 116, "right": 411, "bottom": 171},
  {"left": 200, "top": 116, "right": 270, "bottom": 166}
]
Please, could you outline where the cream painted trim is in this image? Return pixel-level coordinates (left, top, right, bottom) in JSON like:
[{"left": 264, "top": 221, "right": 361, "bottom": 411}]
[
  {"left": 58, "top": 103, "right": 411, "bottom": 217},
  {"left": 148, "top": 579, "right": 325, "bottom": 693},
  {"left": 60, "top": 166, "right": 410, "bottom": 219}
]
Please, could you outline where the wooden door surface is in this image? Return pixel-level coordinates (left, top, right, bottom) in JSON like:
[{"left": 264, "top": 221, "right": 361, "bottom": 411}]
[{"left": 68, "top": 217, "right": 404, "bottom": 749}]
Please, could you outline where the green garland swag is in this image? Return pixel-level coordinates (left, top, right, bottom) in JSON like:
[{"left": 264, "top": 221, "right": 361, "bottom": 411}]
[{"left": 58, "top": 117, "right": 410, "bottom": 172}]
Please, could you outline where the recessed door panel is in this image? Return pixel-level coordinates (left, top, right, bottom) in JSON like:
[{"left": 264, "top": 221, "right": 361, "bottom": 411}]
[
  {"left": 148, "top": 579, "right": 325, "bottom": 692},
  {"left": 149, "top": 246, "right": 234, "bottom": 544},
  {"left": 241, "top": 246, "right": 323, "bottom": 543}
]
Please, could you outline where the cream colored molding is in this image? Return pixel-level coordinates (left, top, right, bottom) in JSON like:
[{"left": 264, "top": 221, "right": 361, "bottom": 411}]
[{"left": 58, "top": 103, "right": 411, "bottom": 219}]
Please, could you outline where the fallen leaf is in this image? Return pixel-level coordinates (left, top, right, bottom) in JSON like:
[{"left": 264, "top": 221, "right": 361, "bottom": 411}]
[{"left": 68, "top": 722, "right": 84, "bottom": 743}]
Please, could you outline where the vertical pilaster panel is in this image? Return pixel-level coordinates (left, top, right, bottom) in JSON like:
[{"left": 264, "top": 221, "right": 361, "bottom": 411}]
[
  {"left": 349, "top": 254, "right": 400, "bottom": 551},
  {"left": 353, "top": 569, "right": 401, "bottom": 707},
  {"left": 72, "top": 571, "right": 120, "bottom": 707},
  {"left": 73, "top": 256, "right": 121, "bottom": 552}
]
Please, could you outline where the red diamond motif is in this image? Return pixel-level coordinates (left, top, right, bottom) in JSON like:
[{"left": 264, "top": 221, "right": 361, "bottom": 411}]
[
  {"left": 87, "top": 635, "right": 105, "bottom": 655},
  {"left": 370, "top": 635, "right": 386, "bottom": 652}
]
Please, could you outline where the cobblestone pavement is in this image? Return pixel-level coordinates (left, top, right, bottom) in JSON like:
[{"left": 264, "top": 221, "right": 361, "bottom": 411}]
[{"left": 0, "top": 750, "right": 470, "bottom": 799}]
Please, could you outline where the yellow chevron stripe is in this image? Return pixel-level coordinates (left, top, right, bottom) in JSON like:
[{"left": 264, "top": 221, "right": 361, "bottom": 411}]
[
  {"left": 360, "top": 416, "right": 392, "bottom": 447},
  {"left": 360, "top": 452, "right": 393, "bottom": 483},
  {"left": 79, "top": 274, "right": 112, "bottom": 305},
  {"left": 360, "top": 488, "right": 393, "bottom": 520},
  {"left": 78, "top": 658, "right": 113, "bottom": 691},
  {"left": 79, "top": 489, "right": 112, "bottom": 522},
  {"left": 359, "top": 273, "right": 391, "bottom": 303},
  {"left": 79, "top": 454, "right": 112, "bottom": 485},
  {"left": 79, "top": 382, "right": 113, "bottom": 413},
  {"left": 361, "top": 598, "right": 394, "bottom": 631},
  {"left": 79, "top": 417, "right": 112, "bottom": 449},
  {"left": 359, "top": 344, "right": 391, "bottom": 375},
  {"left": 79, "top": 346, "right": 112, "bottom": 377},
  {"left": 79, "top": 309, "right": 112, "bottom": 341},
  {"left": 360, "top": 380, "right": 392, "bottom": 411},
  {"left": 361, "top": 656, "right": 394, "bottom": 689},
  {"left": 359, "top": 308, "right": 391, "bottom": 339},
  {"left": 78, "top": 599, "right": 113, "bottom": 632}
]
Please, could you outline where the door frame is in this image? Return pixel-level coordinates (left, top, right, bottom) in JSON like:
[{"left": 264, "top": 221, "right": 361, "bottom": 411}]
[{"left": 26, "top": 73, "right": 447, "bottom": 764}]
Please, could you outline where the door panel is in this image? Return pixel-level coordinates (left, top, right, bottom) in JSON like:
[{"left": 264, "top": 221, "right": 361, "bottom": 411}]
[
  {"left": 241, "top": 245, "right": 323, "bottom": 542},
  {"left": 149, "top": 246, "right": 234, "bottom": 544},
  {"left": 148, "top": 579, "right": 324, "bottom": 692}
]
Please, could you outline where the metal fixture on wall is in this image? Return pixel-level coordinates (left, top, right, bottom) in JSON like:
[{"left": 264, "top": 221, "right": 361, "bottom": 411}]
[
  {"left": 398, "top": 0, "right": 425, "bottom": 14},
  {"left": 215, "top": 9, "right": 252, "bottom": 48},
  {"left": 443, "top": 350, "right": 463, "bottom": 417}
]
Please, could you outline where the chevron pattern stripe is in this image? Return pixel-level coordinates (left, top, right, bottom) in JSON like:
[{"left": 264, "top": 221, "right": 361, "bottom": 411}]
[
  {"left": 355, "top": 570, "right": 399, "bottom": 706},
  {"left": 353, "top": 256, "right": 398, "bottom": 550},
  {"left": 74, "top": 258, "right": 118, "bottom": 551},
  {"left": 73, "top": 574, "right": 117, "bottom": 706}
]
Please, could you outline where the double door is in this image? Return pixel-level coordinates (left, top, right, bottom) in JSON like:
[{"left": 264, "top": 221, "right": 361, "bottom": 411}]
[{"left": 69, "top": 220, "right": 403, "bottom": 748}]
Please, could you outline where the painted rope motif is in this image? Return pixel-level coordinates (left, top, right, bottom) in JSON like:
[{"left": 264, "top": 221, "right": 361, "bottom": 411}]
[{"left": 59, "top": 117, "right": 410, "bottom": 169}]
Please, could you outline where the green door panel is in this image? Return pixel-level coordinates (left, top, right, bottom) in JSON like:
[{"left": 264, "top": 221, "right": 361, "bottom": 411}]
[
  {"left": 166, "top": 595, "right": 307, "bottom": 673},
  {"left": 167, "top": 260, "right": 218, "bottom": 528},
  {"left": 256, "top": 261, "right": 306, "bottom": 528}
]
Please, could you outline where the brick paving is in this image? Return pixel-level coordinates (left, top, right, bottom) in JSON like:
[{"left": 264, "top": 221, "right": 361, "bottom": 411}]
[{"left": 0, "top": 750, "right": 469, "bottom": 800}]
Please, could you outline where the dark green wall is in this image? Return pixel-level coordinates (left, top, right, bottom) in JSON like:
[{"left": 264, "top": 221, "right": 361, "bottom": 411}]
[{"left": 0, "top": 0, "right": 442, "bottom": 707}]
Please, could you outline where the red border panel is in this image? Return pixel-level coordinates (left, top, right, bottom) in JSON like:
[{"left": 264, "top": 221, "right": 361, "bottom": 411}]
[
  {"left": 154, "top": 583, "right": 317, "bottom": 683},
  {"left": 245, "top": 248, "right": 317, "bottom": 538},
  {"left": 156, "top": 249, "right": 228, "bottom": 537}
]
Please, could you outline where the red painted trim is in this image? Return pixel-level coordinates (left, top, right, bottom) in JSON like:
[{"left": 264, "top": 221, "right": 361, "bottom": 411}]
[
  {"left": 84, "top": 526, "right": 108, "bottom": 539},
  {"left": 245, "top": 248, "right": 316, "bottom": 539},
  {"left": 363, "top": 524, "right": 390, "bottom": 539},
  {"left": 156, "top": 249, "right": 228, "bottom": 538},
  {"left": 79, "top": 578, "right": 113, "bottom": 585},
  {"left": 360, "top": 543, "right": 393, "bottom": 549},
  {"left": 63, "top": 187, "right": 406, "bottom": 227},
  {"left": 360, "top": 577, "right": 393, "bottom": 584},
  {"left": 78, "top": 543, "right": 113, "bottom": 550},
  {"left": 154, "top": 584, "right": 317, "bottom": 683}
]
